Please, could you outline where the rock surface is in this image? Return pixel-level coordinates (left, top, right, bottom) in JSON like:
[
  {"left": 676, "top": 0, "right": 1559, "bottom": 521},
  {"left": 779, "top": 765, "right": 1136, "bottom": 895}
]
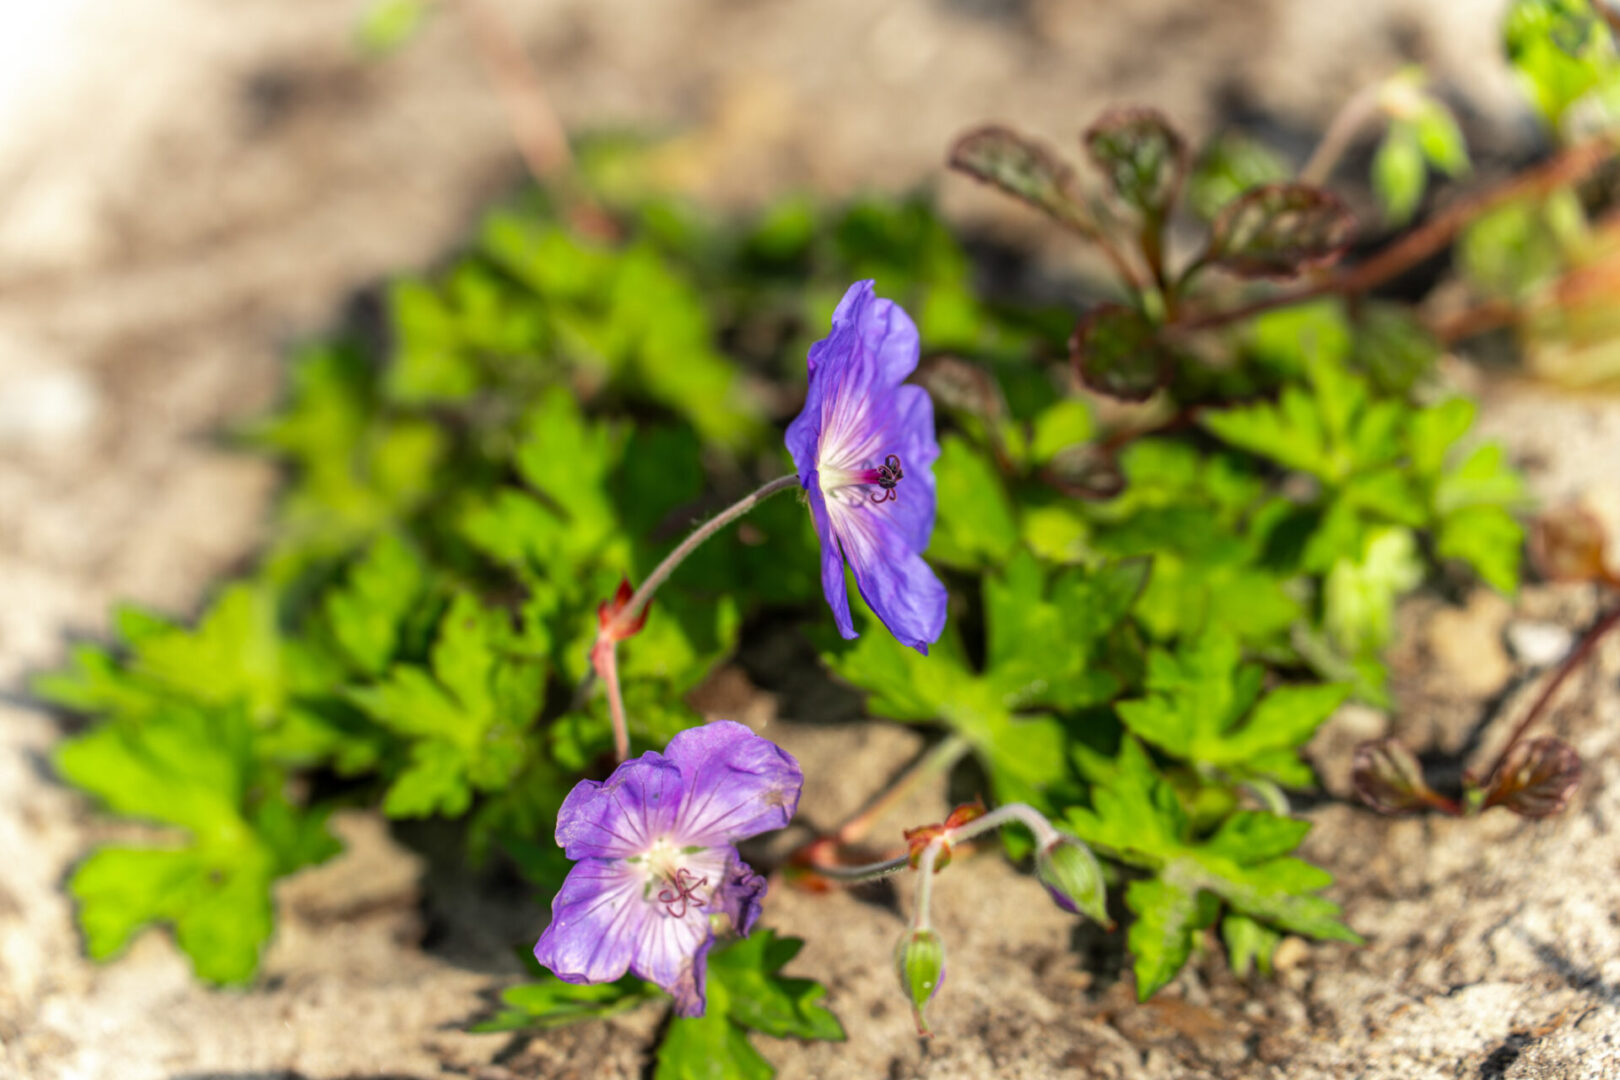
[{"left": 6, "top": 2, "right": 1620, "bottom": 1078}]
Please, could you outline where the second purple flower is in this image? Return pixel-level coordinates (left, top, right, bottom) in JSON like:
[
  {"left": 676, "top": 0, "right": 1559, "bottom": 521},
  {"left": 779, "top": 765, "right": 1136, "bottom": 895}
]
[{"left": 786, "top": 280, "right": 948, "bottom": 653}]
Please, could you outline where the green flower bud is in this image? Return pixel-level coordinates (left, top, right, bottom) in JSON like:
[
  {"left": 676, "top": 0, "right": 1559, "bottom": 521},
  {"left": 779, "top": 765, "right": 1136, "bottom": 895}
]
[
  {"left": 1036, "top": 836, "right": 1109, "bottom": 925},
  {"left": 894, "top": 927, "right": 946, "bottom": 1035}
]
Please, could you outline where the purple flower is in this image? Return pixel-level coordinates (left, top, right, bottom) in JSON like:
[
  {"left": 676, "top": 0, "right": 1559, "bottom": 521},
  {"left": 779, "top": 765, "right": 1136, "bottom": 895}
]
[
  {"left": 533, "top": 721, "right": 803, "bottom": 1017},
  {"left": 786, "top": 281, "right": 948, "bottom": 653}
]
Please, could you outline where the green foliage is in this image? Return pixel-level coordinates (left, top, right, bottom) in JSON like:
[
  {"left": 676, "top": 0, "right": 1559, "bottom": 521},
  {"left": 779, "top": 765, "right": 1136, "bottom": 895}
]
[
  {"left": 1117, "top": 632, "right": 1349, "bottom": 788},
  {"left": 825, "top": 548, "right": 1144, "bottom": 808},
  {"left": 1067, "top": 738, "right": 1359, "bottom": 998},
  {"left": 654, "top": 933, "right": 843, "bottom": 1079},
  {"left": 41, "top": 89, "right": 1532, "bottom": 1038},
  {"left": 1505, "top": 0, "right": 1620, "bottom": 132},
  {"left": 1371, "top": 72, "right": 1471, "bottom": 225},
  {"left": 473, "top": 974, "right": 659, "bottom": 1032},
  {"left": 477, "top": 933, "right": 839, "bottom": 1080}
]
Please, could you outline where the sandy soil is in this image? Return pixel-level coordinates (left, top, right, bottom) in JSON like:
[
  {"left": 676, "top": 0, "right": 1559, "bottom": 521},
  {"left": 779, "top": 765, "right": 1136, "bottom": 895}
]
[{"left": 7, "top": 1, "right": 1620, "bottom": 1077}]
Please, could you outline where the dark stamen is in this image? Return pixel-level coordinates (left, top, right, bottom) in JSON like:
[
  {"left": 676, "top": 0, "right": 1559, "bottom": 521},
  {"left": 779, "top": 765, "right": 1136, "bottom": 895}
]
[
  {"left": 869, "top": 454, "right": 904, "bottom": 504},
  {"left": 656, "top": 868, "right": 708, "bottom": 918}
]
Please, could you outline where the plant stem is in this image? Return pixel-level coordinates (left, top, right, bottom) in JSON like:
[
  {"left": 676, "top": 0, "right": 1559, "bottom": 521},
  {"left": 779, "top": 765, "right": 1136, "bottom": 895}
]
[
  {"left": 611, "top": 475, "right": 800, "bottom": 635},
  {"left": 1298, "top": 81, "right": 1385, "bottom": 187},
  {"left": 1171, "top": 136, "right": 1617, "bottom": 337},
  {"left": 835, "top": 734, "right": 973, "bottom": 845},
  {"left": 598, "top": 639, "right": 630, "bottom": 764},
  {"left": 947, "top": 802, "right": 1062, "bottom": 850},
  {"left": 1480, "top": 601, "right": 1620, "bottom": 788},
  {"left": 450, "top": 0, "right": 573, "bottom": 183},
  {"left": 804, "top": 853, "right": 911, "bottom": 883},
  {"left": 913, "top": 841, "right": 943, "bottom": 928}
]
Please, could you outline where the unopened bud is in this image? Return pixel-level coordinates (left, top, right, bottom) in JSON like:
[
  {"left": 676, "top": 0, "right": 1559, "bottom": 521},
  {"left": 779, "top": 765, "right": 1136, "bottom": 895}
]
[
  {"left": 1036, "top": 837, "right": 1109, "bottom": 925},
  {"left": 894, "top": 927, "right": 946, "bottom": 1036},
  {"left": 1483, "top": 737, "right": 1581, "bottom": 818},
  {"left": 1352, "top": 737, "right": 1447, "bottom": 815}
]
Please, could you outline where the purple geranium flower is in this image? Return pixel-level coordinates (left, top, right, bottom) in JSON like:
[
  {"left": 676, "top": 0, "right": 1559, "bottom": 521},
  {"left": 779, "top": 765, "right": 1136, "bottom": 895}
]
[
  {"left": 533, "top": 720, "right": 803, "bottom": 1017},
  {"left": 786, "top": 280, "right": 948, "bottom": 653}
]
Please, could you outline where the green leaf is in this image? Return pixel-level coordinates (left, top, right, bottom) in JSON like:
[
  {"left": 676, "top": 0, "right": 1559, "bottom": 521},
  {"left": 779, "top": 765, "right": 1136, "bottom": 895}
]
[
  {"left": 1438, "top": 505, "right": 1526, "bottom": 593},
  {"left": 1413, "top": 100, "right": 1470, "bottom": 177},
  {"left": 1068, "top": 738, "right": 1358, "bottom": 997},
  {"left": 1114, "top": 632, "right": 1347, "bottom": 781},
  {"left": 656, "top": 976, "right": 773, "bottom": 1080},
  {"left": 1207, "top": 184, "right": 1355, "bottom": 278},
  {"left": 1083, "top": 107, "right": 1187, "bottom": 217},
  {"left": 472, "top": 974, "right": 656, "bottom": 1032},
  {"left": 710, "top": 931, "right": 845, "bottom": 1043},
  {"left": 1323, "top": 526, "right": 1425, "bottom": 657},
  {"left": 385, "top": 279, "right": 479, "bottom": 402},
  {"left": 929, "top": 435, "right": 1019, "bottom": 569},
  {"left": 1351, "top": 303, "right": 1441, "bottom": 394},
  {"left": 1504, "top": 0, "right": 1620, "bottom": 129},
  {"left": 1372, "top": 123, "right": 1427, "bottom": 225},
  {"left": 70, "top": 845, "right": 276, "bottom": 985},
  {"left": 324, "top": 533, "right": 427, "bottom": 676},
  {"left": 355, "top": 0, "right": 432, "bottom": 56},
  {"left": 1027, "top": 399, "right": 1095, "bottom": 464},
  {"left": 348, "top": 592, "right": 545, "bottom": 818},
  {"left": 828, "top": 621, "right": 1070, "bottom": 807},
  {"left": 1187, "top": 132, "right": 1291, "bottom": 221},
  {"left": 1222, "top": 912, "right": 1283, "bottom": 978},
  {"left": 1126, "top": 876, "right": 1217, "bottom": 999}
]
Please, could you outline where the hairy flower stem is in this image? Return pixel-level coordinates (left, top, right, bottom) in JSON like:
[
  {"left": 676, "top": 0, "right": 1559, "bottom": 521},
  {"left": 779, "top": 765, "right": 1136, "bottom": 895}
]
[
  {"left": 597, "top": 633, "right": 631, "bottom": 764},
  {"left": 613, "top": 475, "right": 801, "bottom": 636},
  {"left": 835, "top": 734, "right": 973, "bottom": 845},
  {"left": 944, "top": 802, "right": 1062, "bottom": 849},
  {"left": 1477, "top": 601, "right": 1620, "bottom": 790},
  {"left": 594, "top": 474, "right": 800, "bottom": 761},
  {"left": 805, "top": 853, "right": 912, "bottom": 883},
  {"left": 913, "top": 841, "right": 943, "bottom": 928},
  {"left": 808, "top": 802, "right": 1060, "bottom": 884}
]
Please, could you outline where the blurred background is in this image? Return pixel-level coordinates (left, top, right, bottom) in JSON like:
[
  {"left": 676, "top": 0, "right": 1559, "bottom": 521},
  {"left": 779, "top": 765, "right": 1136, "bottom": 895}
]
[{"left": 2, "top": 2, "right": 1606, "bottom": 1078}]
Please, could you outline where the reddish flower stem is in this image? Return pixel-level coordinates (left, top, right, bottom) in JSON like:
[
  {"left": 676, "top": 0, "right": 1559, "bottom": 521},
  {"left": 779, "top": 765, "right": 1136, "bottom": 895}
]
[
  {"left": 1170, "top": 137, "right": 1617, "bottom": 338},
  {"left": 1479, "top": 601, "right": 1620, "bottom": 790}
]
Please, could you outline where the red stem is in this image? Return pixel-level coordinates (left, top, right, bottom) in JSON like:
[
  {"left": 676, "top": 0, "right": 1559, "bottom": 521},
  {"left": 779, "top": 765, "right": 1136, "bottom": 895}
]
[
  {"left": 1170, "top": 137, "right": 1617, "bottom": 337},
  {"left": 1481, "top": 601, "right": 1620, "bottom": 789}
]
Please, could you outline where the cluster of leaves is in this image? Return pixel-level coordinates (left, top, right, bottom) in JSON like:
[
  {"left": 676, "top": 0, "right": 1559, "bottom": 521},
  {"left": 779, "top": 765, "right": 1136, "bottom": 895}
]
[
  {"left": 40, "top": 12, "right": 1567, "bottom": 1056},
  {"left": 476, "top": 932, "right": 842, "bottom": 1078},
  {"left": 36, "top": 172, "right": 1043, "bottom": 1051},
  {"left": 809, "top": 84, "right": 1535, "bottom": 995}
]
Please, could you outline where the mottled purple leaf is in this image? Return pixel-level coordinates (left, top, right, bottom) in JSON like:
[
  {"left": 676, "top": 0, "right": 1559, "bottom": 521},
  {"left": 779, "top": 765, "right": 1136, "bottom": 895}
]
[
  {"left": 1083, "top": 107, "right": 1188, "bottom": 217},
  {"left": 1352, "top": 737, "right": 1446, "bottom": 815},
  {"left": 949, "top": 126, "right": 1097, "bottom": 234},
  {"left": 1208, "top": 183, "right": 1355, "bottom": 278},
  {"left": 1069, "top": 303, "right": 1170, "bottom": 402},
  {"left": 1484, "top": 737, "right": 1581, "bottom": 818}
]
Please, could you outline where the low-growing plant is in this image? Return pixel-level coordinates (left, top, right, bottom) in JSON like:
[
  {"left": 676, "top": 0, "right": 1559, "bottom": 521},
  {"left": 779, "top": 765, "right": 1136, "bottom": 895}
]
[{"left": 36, "top": 0, "right": 1620, "bottom": 1072}]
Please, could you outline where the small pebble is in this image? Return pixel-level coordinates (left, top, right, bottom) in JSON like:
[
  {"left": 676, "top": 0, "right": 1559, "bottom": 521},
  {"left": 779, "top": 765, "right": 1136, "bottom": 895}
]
[{"left": 1506, "top": 621, "right": 1575, "bottom": 667}]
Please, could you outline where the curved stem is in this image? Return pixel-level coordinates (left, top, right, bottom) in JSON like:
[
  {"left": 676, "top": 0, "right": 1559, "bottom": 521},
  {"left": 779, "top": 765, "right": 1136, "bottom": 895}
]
[
  {"left": 835, "top": 734, "right": 973, "bottom": 845},
  {"left": 948, "top": 802, "right": 1061, "bottom": 850},
  {"left": 1298, "top": 81, "right": 1385, "bottom": 187},
  {"left": 612, "top": 475, "right": 800, "bottom": 634},
  {"left": 1171, "top": 136, "right": 1617, "bottom": 338},
  {"left": 804, "top": 854, "right": 911, "bottom": 883},
  {"left": 913, "top": 841, "right": 943, "bottom": 929},
  {"left": 599, "top": 640, "right": 629, "bottom": 764},
  {"left": 450, "top": 0, "right": 573, "bottom": 183},
  {"left": 1481, "top": 600, "right": 1620, "bottom": 788}
]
